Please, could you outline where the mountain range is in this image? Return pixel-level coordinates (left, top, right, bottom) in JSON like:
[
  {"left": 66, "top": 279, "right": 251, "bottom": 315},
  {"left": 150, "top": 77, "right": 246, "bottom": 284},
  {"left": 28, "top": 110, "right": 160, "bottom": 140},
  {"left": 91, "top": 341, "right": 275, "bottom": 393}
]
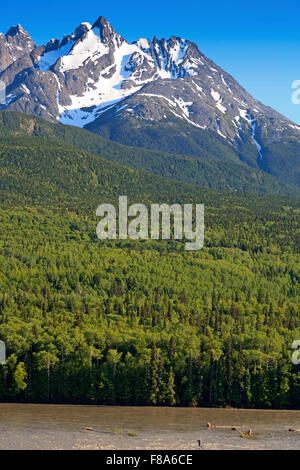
[{"left": 1, "top": 16, "right": 300, "bottom": 192}]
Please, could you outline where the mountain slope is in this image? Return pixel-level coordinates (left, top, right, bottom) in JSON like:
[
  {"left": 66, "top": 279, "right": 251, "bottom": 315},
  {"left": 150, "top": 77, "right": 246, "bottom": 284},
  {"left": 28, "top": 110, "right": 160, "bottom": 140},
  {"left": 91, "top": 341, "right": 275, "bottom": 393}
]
[
  {"left": 0, "top": 110, "right": 298, "bottom": 196},
  {"left": 0, "top": 134, "right": 278, "bottom": 209},
  {"left": 85, "top": 74, "right": 300, "bottom": 187}
]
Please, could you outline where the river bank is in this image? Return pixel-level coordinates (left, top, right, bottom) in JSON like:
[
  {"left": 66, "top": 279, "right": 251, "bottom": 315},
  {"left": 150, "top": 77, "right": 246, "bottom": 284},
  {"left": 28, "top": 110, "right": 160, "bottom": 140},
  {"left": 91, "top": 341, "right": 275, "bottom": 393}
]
[{"left": 0, "top": 404, "right": 299, "bottom": 450}]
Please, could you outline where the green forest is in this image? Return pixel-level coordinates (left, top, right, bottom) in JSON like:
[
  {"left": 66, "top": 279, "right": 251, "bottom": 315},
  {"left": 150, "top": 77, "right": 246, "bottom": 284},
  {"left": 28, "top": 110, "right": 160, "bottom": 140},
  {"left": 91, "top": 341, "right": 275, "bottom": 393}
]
[
  {"left": 0, "top": 124, "right": 299, "bottom": 408},
  {"left": 0, "top": 111, "right": 297, "bottom": 196}
]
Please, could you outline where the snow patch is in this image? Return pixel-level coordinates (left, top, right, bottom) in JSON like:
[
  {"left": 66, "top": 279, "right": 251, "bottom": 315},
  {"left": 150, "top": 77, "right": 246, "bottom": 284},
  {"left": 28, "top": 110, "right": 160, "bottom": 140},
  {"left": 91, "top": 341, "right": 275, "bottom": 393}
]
[
  {"left": 221, "top": 74, "right": 233, "bottom": 95},
  {"left": 239, "top": 109, "right": 263, "bottom": 160},
  {"left": 21, "top": 84, "right": 31, "bottom": 94},
  {"left": 136, "top": 38, "right": 151, "bottom": 50},
  {"left": 38, "top": 41, "right": 75, "bottom": 71},
  {"left": 59, "top": 30, "right": 109, "bottom": 72},
  {"left": 5, "top": 94, "right": 17, "bottom": 105},
  {"left": 173, "top": 97, "right": 193, "bottom": 118},
  {"left": 58, "top": 40, "right": 157, "bottom": 126},
  {"left": 211, "top": 89, "right": 226, "bottom": 114},
  {"left": 216, "top": 118, "right": 226, "bottom": 139},
  {"left": 138, "top": 92, "right": 206, "bottom": 129}
]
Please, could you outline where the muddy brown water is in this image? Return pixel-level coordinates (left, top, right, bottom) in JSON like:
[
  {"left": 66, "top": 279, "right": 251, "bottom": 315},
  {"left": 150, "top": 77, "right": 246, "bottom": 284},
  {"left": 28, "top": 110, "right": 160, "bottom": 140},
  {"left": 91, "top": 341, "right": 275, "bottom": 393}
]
[{"left": 0, "top": 404, "right": 299, "bottom": 449}]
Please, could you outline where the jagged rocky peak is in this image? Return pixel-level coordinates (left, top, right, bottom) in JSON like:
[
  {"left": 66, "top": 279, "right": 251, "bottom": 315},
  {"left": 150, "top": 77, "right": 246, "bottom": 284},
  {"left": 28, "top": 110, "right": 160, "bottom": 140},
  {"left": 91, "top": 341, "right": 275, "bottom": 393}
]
[
  {"left": 5, "top": 23, "right": 34, "bottom": 44},
  {"left": 6, "top": 24, "right": 28, "bottom": 37},
  {"left": 133, "top": 34, "right": 204, "bottom": 78},
  {"left": 73, "top": 22, "right": 92, "bottom": 39},
  {"left": 36, "top": 22, "right": 96, "bottom": 72},
  {"left": 0, "top": 23, "right": 35, "bottom": 72},
  {"left": 73, "top": 22, "right": 92, "bottom": 37},
  {"left": 92, "top": 16, "right": 125, "bottom": 47},
  {"left": 38, "top": 17, "right": 125, "bottom": 72},
  {"left": 5, "top": 23, "right": 35, "bottom": 48}
]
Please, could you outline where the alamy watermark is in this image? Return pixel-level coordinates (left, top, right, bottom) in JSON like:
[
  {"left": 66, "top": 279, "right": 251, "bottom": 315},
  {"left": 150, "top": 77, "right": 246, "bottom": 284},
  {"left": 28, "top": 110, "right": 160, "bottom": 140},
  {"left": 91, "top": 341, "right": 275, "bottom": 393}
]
[
  {"left": 292, "top": 340, "right": 300, "bottom": 365},
  {"left": 0, "top": 340, "right": 6, "bottom": 365},
  {"left": 96, "top": 196, "right": 204, "bottom": 251},
  {"left": 0, "top": 81, "right": 6, "bottom": 105}
]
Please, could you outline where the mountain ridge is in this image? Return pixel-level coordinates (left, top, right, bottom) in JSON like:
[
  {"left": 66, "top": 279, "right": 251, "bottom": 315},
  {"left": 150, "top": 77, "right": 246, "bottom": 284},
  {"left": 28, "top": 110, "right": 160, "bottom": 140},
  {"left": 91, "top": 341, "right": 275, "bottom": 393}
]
[{"left": 1, "top": 17, "right": 300, "bottom": 189}]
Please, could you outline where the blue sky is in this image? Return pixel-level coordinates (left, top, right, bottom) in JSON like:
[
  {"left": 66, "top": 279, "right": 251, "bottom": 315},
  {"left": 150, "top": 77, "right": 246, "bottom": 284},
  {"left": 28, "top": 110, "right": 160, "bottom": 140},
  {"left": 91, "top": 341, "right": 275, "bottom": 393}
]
[{"left": 1, "top": 0, "right": 300, "bottom": 123}]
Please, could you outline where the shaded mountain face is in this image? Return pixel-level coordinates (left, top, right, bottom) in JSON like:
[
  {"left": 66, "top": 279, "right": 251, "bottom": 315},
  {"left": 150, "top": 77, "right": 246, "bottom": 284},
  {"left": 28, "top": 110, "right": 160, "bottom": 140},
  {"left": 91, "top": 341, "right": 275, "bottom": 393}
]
[{"left": 1, "top": 16, "right": 300, "bottom": 187}]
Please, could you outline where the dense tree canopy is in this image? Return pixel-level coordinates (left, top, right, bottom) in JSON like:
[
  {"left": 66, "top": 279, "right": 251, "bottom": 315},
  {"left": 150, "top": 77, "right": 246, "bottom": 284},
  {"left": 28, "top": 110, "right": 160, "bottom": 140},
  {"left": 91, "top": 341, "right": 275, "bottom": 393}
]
[
  {"left": 0, "top": 134, "right": 299, "bottom": 408},
  {"left": 0, "top": 201, "right": 299, "bottom": 407}
]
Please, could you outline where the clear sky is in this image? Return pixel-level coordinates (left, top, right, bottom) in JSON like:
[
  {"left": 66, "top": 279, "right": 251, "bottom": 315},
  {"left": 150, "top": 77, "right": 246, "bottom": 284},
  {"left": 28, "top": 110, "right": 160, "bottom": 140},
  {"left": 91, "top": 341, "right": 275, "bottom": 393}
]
[{"left": 1, "top": 0, "right": 300, "bottom": 123}]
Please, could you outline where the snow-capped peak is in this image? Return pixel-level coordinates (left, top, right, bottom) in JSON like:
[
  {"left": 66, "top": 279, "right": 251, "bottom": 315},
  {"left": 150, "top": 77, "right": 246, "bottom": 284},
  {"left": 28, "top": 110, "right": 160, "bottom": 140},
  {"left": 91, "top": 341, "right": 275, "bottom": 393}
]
[
  {"left": 37, "top": 22, "right": 95, "bottom": 72},
  {"left": 31, "top": 16, "right": 206, "bottom": 126},
  {"left": 2, "top": 12, "right": 292, "bottom": 157}
]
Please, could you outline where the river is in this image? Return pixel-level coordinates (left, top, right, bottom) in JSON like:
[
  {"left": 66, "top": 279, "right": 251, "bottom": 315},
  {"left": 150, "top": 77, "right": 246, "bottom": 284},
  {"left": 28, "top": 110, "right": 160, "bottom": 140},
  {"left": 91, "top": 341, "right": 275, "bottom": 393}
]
[{"left": 0, "top": 404, "right": 299, "bottom": 450}]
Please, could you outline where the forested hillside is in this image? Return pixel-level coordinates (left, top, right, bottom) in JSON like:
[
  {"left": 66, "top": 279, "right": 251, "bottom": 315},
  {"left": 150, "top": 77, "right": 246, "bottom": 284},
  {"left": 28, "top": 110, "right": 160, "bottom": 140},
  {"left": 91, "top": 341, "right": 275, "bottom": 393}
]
[
  {"left": 0, "top": 134, "right": 299, "bottom": 407},
  {"left": 0, "top": 111, "right": 297, "bottom": 196}
]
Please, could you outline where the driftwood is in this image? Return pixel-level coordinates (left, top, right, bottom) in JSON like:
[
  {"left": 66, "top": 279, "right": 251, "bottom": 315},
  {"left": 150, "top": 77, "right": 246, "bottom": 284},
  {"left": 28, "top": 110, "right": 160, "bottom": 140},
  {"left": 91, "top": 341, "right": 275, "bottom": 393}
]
[
  {"left": 84, "top": 427, "right": 123, "bottom": 435},
  {"left": 206, "top": 423, "right": 253, "bottom": 438},
  {"left": 207, "top": 423, "right": 248, "bottom": 430},
  {"left": 288, "top": 428, "right": 300, "bottom": 432},
  {"left": 214, "top": 425, "right": 248, "bottom": 429}
]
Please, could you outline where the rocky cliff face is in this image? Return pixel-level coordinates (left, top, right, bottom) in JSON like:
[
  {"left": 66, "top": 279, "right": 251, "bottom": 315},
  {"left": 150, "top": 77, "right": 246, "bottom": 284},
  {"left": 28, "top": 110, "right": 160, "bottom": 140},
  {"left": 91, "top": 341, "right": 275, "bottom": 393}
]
[{"left": 0, "top": 24, "right": 35, "bottom": 73}]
